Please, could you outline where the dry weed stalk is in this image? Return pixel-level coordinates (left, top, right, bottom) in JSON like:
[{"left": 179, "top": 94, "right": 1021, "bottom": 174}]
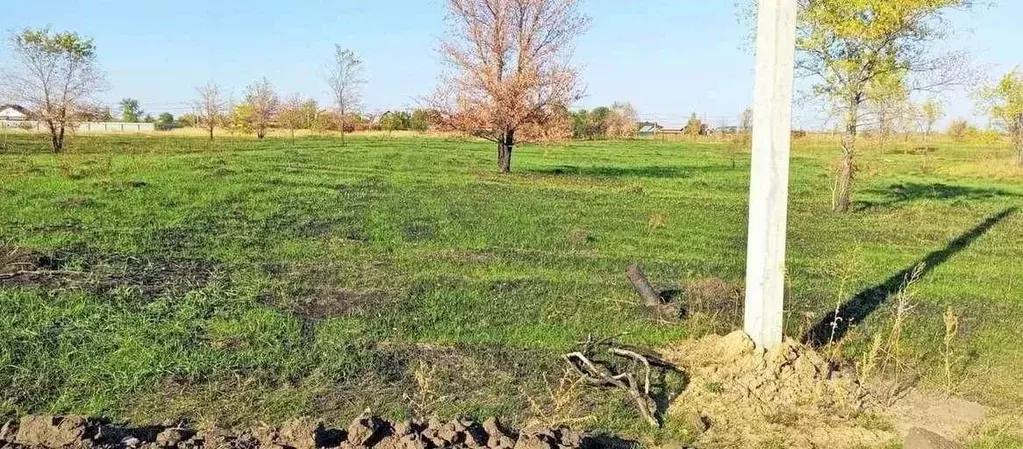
[
  {"left": 404, "top": 360, "right": 446, "bottom": 418},
  {"left": 823, "top": 276, "right": 852, "bottom": 363},
  {"left": 647, "top": 213, "right": 668, "bottom": 233},
  {"left": 858, "top": 263, "right": 925, "bottom": 407},
  {"left": 858, "top": 333, "right": 884, "bottom": 384},
  {"left": 942, "top": 307, "right": 961, "bottom": 397},
  {"left": 525, "top": 368, "right": 592, "bottom": 428}
]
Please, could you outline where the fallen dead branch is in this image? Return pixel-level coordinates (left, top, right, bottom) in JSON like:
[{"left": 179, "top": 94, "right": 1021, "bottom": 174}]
[{"left": 562, "top": 335, "right": 670, "bottom": 427}]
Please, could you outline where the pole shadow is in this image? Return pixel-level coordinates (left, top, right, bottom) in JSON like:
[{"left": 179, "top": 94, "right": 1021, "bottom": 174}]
[{"left": 803, "top": 206, "right": 1018, "bottom": 347}]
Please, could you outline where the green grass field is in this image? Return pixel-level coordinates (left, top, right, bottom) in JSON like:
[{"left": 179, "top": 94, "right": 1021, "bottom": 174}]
[{"left": 1, "top": 134, "right": 1021, "bottom": 437}]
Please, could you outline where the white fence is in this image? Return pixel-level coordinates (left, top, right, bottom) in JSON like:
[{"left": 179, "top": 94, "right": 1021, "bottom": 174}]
[{"left": 0, "top": 120, "right": 155, "bottom": 133}]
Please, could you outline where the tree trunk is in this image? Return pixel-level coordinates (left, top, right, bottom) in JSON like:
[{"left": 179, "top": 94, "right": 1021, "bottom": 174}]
[
  {"left": 497, "top": 129, "right": 514, "bottom": 173},
  {"left": 208, "top": 126, "right": 214, "bottom": 141},
  {"left": 48, "top": 121, "right": 64, "bottom": 153},
  {"left": 625, "top": 264, "right": 661, "bottom": 308},
  {"left": 834, "top": 96, "right": 859, "bottom": 213},
  {"left": 339, "top": 112, "right": 346, "bottom": 147},
  {"left": 50, "top": 130, "right": 60, "bottom": 153},
  {"left": 1015, "top": 115, "right": 1022, "bottom": 167}
]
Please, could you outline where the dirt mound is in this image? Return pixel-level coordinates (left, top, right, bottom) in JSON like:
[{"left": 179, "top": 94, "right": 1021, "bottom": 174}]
[
  {"left": 660, "top": 331, "right": 898, "bottom": 448},
  {"left": 0, "top": 412, "right": 602, "bottom": 449}
]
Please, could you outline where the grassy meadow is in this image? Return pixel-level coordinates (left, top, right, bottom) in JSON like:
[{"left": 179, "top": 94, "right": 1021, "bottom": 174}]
[{"left": 1, "top": 133, "right": 1021, "bottom": 437}]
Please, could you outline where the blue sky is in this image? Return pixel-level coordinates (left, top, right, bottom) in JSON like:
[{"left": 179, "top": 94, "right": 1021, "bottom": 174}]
[{"left": 1, "top": 0, "right": 1019, "bottom": 129}]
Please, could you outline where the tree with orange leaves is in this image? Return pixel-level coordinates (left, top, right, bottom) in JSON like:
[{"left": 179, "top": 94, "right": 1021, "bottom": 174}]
[{"left": 431, "top": 0, "right": 589, "bottom": 173}]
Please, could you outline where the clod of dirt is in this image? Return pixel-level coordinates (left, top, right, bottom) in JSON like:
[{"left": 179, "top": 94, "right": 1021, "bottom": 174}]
[
  {"left": 904, "top": 427, "right": 962, "bottom": 449},
  {"left": 276, "top": 418, "right": 322, "bottom": 449},
  {"left": 661, "top": 331, "right": 896, "bottom": 449},
  {"left": 888, "top": 390, "right": 985, "bottom": 442},
  {"left": 346, "top": 410, "right": 385, "bottom": 447},
  {"left": 153, "top": 429, "right": 189, "bottom": 448},
  {"left": 14, "top": 415, "right": 95, "bottom": 448}
]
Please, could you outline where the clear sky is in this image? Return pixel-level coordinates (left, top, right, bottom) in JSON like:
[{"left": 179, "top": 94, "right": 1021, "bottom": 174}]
[{"left": 1, "top": 0, "right": 1019, "bottom": 129}]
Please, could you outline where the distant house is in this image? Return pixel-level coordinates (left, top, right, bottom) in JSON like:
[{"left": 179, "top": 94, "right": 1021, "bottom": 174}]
[
  {"left": 637, "top": 122, "right": 663, "bottom": 137},
  {"left": 0, "top": 104, "right": 30, "bottom": 121}
]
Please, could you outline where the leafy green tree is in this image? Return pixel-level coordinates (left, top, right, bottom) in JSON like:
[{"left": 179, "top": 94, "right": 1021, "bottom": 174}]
[
  {"left": 155, "top": 112, "right": 176, "bottom": 130},
  {"left": 409, "top": 109, "right": 437, "bottom": 132},
  {"left": 978, "top": 69, "right": 1023, "bottom": 166},
  {"left": 120, "top": 98, "right": 143, "bottom": 122},
  {"left": 571, "top": 109, "right": 590, "bottom": 139},
  {"left": 178, "top": 113, "right": 198, "bottom": 128},
  {"left": 380, "top": 111, "right": 412, "bottom": 131},
  {"left": 230, "top": 103, "right": 255, "bottom": 135},
  {"left": 589, "top": 106, "right": 612, "bottom": 139},
  {"left": 789, "top": 0, "right": 973, "bottom": 212},
  {"left": 299, "top": 101, "right": 319, "bottom": 131},
  {"left": 2, "top": 28, "right": 107, "bottom": 152}
]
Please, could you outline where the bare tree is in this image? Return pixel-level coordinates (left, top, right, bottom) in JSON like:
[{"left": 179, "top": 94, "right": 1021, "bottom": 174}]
[
  {"left": 278, "top": 93, "right": 315, "bottom": 141},
  {"left": 896, "top": 101, "right": 921, "bottom": 142},
  {"left": 431, "top": 0, "right": 589, "bottom": 173},
  {"left": 1, "top": 28, "right": 107, "bottom": 152},
  {"left": 194, "top": 82, "right": 226, "bottom": 140},
  {"left": 921, "top": 99, "right": 945, "bottom": 142},
  {"left": 739, "top": 107, "right": 754, "bottom": 134},
  {"left": 242, "top": 77, "right": 279, "bottom": 139},
  {"left": 327, "top": 46, "right": 365, "bottom": 145}
]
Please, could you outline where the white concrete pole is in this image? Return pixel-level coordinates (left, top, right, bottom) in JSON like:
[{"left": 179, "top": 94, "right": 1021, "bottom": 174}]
[{"left": 744, "top": 0, "right": 798, "bottom": 349}]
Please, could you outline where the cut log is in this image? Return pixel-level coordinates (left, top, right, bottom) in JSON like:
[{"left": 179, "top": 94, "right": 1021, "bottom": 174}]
[{"left": 626, "top": 264, "right": 661, "bottom": 308}]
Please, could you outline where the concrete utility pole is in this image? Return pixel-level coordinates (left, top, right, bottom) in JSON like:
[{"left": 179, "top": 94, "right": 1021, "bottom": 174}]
[{"left": 743, "top": 0, "right": 798, "bottom": 349}]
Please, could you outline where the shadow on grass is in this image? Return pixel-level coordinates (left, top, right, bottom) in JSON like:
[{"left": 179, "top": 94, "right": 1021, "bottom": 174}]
[
  {"left": 804, "top": 206, "right": 1018, "bottom": 347},
  {"left": 527, "top": 165, "right": 690, "bottom": 179},
  {"left": 856, "top": 182, "right": 1020, "bottom": 211}
]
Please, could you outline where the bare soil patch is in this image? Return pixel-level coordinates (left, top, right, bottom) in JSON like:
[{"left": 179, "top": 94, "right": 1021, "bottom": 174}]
[
  {"left": 262, "top": 261, "right": 396, "bottom": 321},
  {"left": 0, "top": 413, "right": 614, "bottom": 449},
  {"left": 0, "top": 244, "right": 217, "bottom": 300}
]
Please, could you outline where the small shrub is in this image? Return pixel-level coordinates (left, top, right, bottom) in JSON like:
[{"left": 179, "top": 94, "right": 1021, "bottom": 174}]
[{"left": 948, "top": 119, "right": 970, "bottom": 142}]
